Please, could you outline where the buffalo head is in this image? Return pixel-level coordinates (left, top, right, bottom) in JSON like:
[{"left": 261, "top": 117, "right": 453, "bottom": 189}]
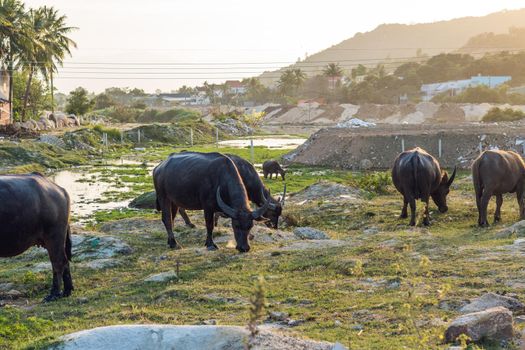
[
  {"left": 216, "top": 187, "right": 270, "bottom": 252},
  {"left": 431, "top": 166, "right": 457, "bottom": 213}
]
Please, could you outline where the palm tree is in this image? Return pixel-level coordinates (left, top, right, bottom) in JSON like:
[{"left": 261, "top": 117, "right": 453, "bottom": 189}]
[
  {"left": 323, "top": 63, "right": 343, "bottom": 78},
  {"left": 292, "top": 68, "right": 306, "bottom": 87},
  {"left": 278, "top": 68, "right": 306, "bottom": 97},
  {"left": 0, "top": 0, "right": 26, "bottom": 121}
]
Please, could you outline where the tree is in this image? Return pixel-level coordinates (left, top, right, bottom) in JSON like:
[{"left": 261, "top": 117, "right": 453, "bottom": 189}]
[
  {"left": 93, "top": 92, "right": 115, "bottom": 109},
  {"left": 66, "top": 87, "right": 93, "bottom": 115},
  {"left": 278, "top": 68, "right": 306, "bottom": 97},
  {"left": 12, "top": 70, "right": 51, "bottom": 120},
  {"left": 0, "top": 0, "right": 27, "bottom": 121},
  {"left": 323, "top": 63, "right": 344, "bottom": 78},
  {"left": 243, "top": 77, "right": 270, "bottom": 103}
]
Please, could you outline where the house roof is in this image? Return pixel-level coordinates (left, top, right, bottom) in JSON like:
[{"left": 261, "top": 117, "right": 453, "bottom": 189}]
[{"left": 225, "top": 80, "right": 244, "bottom": 88}]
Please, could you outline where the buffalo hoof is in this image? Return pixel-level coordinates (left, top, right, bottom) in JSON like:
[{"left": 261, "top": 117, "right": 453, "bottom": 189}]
[
  {"left": 186, "top": 223, "right": 196, "bottom": 229},
  {"left": 206, "top": 244, "right": 219, "bottom": 251},
  {"left": 479, "top": 222, "right": 490, "bottom": 228},
  {"left": 62, "top": 289, "right": 73, "bottom": 298},
  {"left": 409, "top": 221, "right": 416, "bottom": 227},
  {"left": 423, "top": 219, "right": 430, "bottom": 226},
  {"left": 399, "top": 214, "right": 408, "bottom": 219},
  {"left": 43, "top": 293, "right": 62, "bottom": 303},
  {"left": 168, "top": 240, "right": 183, "bottom": 249},
  {"left": 494, "top": 217, "right": 501, "bottom": 223}
]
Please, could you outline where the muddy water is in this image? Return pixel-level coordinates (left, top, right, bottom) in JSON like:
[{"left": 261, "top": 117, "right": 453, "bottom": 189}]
[
  {"left": 218, "top": 137, "right": 306, "bottom": 149},
  {"left": 51, "top": 169, "right": 131, "bottom": 221}
]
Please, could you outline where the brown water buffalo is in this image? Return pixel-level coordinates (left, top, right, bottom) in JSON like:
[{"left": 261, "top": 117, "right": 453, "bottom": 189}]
[
  {"left": 472, "top": 150, "right": 525, "bottom": 227},
  {"left": 392, "top": 147, "right": 456, "bottom": 226},
  {"left": 0, "top": 173, "right": 73, "bottom": 301},
  {"left": 263, "top": 160, "right": 285, "bottom": 180},
  {"left": 153, "top": 152, "right": 270, "bottom": 252}
]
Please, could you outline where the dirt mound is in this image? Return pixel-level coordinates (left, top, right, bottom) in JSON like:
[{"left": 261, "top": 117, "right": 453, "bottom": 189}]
[
  {"left": 433, "top": 103, "right": 466, "bottom": 123},
  {"left": 355, "top": 104, "right": 399, "bottom": 120}
]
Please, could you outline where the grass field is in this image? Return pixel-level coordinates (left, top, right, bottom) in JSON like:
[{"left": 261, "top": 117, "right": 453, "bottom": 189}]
[{"left": 1, "top": 145, "right": 524, "bottom": 349}]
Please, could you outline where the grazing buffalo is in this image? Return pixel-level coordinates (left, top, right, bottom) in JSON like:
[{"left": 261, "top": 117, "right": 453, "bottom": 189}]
[
  {"left": 180, "top": 154, "right": 286, "bottom": 229},
  {"left": 0, "top": 173, "right": 73, "bottom": 301},
  {"left": 153, "top": 152, "right": 270, "bottom": 252},
  {"left": 392, "top": 148, "right": 456, "bottom": 226},
  {"left": 263, "top": 160, "right": 285, "bottom": 180},
  {"left": 472, "top": 150, "right": 525, "bottom": 227}
]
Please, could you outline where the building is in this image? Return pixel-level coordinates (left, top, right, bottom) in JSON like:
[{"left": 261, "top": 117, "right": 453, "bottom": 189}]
[
  {"left": 421, "top": 75, "right": 512, "bottom": 101},
  {"left": 0, "top": 69, "right": 10, "bottom": 125},
  {"left": 225, "top": 80, "right": 247, "bottom": 95}
]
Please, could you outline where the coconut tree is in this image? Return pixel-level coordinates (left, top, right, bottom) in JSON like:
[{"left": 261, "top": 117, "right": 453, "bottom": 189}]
[
  {"left": 0, "top": 0, "right": 26, "bottom": 121},
  {"left": 323, "top": 63, "right": 343, "bottom": 78}
]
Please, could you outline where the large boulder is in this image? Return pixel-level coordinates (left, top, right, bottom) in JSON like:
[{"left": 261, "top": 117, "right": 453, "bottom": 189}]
[
  {"left": 293, "top": 227, "right": 330, "bottom": 240},
  {"left": 496, "top": 220, "right": 525, "bottom": 238},
  {"left": 459, "top": 292, "right": 523, "bottom": 314},
  {"left": 444, "top": 307, "right": 513, "bottom": 343},
  {"left": 129, "top": 191, "right": 157, "bottom": 209},
  {"left": 51, "top": 325, "right": 341, "bottom": 350}
]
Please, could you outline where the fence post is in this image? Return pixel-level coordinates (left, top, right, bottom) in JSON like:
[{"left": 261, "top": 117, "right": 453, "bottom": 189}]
[
  {"left": 438, "top": 138, "right": 442, "bottom": 158},
  {"left": 479, "top": 142, "right": 483, "bottom": 154},
  {"left": 138, "top": 129, "right": 141, "bottom": 144},
  {"left": 401, "top": 138, "right": 405, "bottom": 152},
  {"left": 215, "top": 127, "right": 219, "bottom": 148},
  {"left": 250, "top": 134, "right": 254, "bottom": 164},
  {"left": 120, "top": 131, "right": 124, "bottom": 144},
  {"left": 190, "top": 128, "right": 193, "bottom": 147}
]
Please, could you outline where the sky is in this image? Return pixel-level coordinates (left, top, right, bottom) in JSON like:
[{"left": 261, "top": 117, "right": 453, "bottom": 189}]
[{"left": 24, "top": 0, "right": 525, "bottom": 94}]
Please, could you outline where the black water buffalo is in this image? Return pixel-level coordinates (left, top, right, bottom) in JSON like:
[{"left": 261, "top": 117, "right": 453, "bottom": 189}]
[
  {"left": 0, "top": 173, "right": 72, "bottom": 301},
  {"left": 392, "top": 148, "right": 456, "bottom": 226},
  {"left": 153, "top": 152, "right": 270, "bottom": 252},
  {"left": 180, "top": 154, "right": 286, "bottom": 229},
  {"left": 472, "top": 150, "right": 525, "bottom": 227},
  {"left": 263, "top": 160, "right": 285, "bottom": 180}
]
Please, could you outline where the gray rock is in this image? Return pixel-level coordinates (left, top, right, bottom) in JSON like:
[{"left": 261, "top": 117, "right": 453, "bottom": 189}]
[
  {"left": 363, "top": 227, "right": 379, "bottom": 235},
  {"left": 496, "top": 220, "right": 525, "bottom": 238},
  {"left": 52, "top": 325, "right": 336, "bottom": 350},
  {"left": 269, "top": 311, "right": 289, "bottom": 322},
  {"left": 444, "top": 306, "right": 513, "bottom": 343},
  {"left": 80, "top": 258, "right": 121, "bottom": 270},
  {"left": 39, "top": 134, "right": 66, "bottom": 148},
  {"left": 144, "top": 271, "right": 178, "bottom": 283},
  {"left": 293, "top": 227, "right": 330, "bottom": 240},
  {"left": 459, "top": 292, "right": 523, "bottom": 313},
  {"left": 0, "top": 283, "right": 14, "bottom": 292},
  {"left": 288, "top": 181, "right": 361, "bottom": 204},
  {"left": 31, "top": 262, "right": 52, "bottom": 272},
  {"left": 73, "top": 235, "right": 133, "bottom": 261},
  {"left": 129, "top": 191, "right": 157, "bottom": 210},
  {"left": 332, "top": 343, "right": 348, "bottom": 350}
]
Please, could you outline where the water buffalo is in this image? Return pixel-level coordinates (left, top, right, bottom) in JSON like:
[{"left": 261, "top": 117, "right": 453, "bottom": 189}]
[
  {"left": 153, "top": 152, "right": 270, "bottom": 252},
  {"left": 0, "top": 173, "right": 72, "bottom": 301},
  {"left": 180, "top": 154, "right": 286, "bottom": 229},
  {"left": 263, "top": 160, "right": 285, "bottom": 180},
  {"left": 472, "top": 150, "right": 525, "bottom": 227},
  {"left": 392, "top": 148, "right": 456, "bottom": 226}
]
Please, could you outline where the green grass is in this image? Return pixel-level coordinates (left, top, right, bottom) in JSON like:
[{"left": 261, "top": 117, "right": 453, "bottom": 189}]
[{"left": 1, "top": 146, "right": 523, "bottom": 349}]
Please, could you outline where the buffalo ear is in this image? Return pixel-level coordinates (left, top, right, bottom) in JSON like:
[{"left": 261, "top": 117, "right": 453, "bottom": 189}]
[{"left": 447, "top": 166, "right": 457, "bottom": 187}]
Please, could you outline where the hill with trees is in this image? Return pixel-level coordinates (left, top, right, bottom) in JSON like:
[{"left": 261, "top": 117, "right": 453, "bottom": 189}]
[{"left": 259, "top": 8, "right": 525, "bottom": 86}]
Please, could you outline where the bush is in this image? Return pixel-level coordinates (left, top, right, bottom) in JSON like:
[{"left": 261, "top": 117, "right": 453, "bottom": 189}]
[
  {"left": 136, "top": 108, "right": 201, "bottom": 123},
  {"left": 107, "top": 106, "right": 142, "bottom": 123},
  {"left": 92, "top": 125, "right": 122, "bottom": 141},
  {"left": 356, "top": 171, "right": 392, "bottom": 194},
  {"left": 482, "top": 107, "right": 525, "bottom": 122}
]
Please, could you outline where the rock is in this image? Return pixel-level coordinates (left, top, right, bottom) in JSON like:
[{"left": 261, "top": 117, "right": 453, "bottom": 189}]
[
  {"left": 129, "top": 191, "right": 157, "bottom": 209},
  {"left": 269, "top": 311, "right": 289, "bottom": 322},
  {"left": 72, "top": 235, "right": 133, "bottom": 260},
  {"left": 202, "top": 319, "right": 217, "bottom": 326},
  {"left": 31, "top": 262, "right": 52, "bottom": 272},
  {"left": 496, "top": 220, "right": 525, "bottom": 238},
  {"left": 363, "top": 227, "right": 379, "bottom": 235},
  {"left": 515, "top": 315, "right": 525, "bottom": 324},
  {"left": 332, "top": 343, "right": 348, "bottom": 350},
  {"left": 0, "top": 283, "right": 14, "bottom": 292},
  {"left": 4, "top": 289, "right": 23, "bottom": 299},
  {"left": 287, "top": 319, "right": 304, "bottom": 327},
  {"left": 99, "top": 218, "right": 165, "bottom": 235},
  {"left": 444, "top": 306, "right": 513, "bottom": 343},
  {"left": 288, "top": 181, "right": 361, "bottom": 204},
  {"left": 293, "top": 227, "right": 330, "bottom": 240},
  {"left": 334, "top": 320, "right": 342, "bottom": 327},
  {"left": 144, "top": 271, "right": 178, "bottom": 283},
  {"left": 80, "top": 258, "right": 120, "bottom": 270},
  {"left": 53, "top": 325, "right": 336, "bottom": 350},
  {"left": 459, "top": 292, "right": 523, "bottom": 314},
  {"left": 282, "top": 240, "right": 352, "bottom": 251},
  {"left": 359, "top": 159, "right": 373, "bottom": 170},
  {"left": 38, "top": 134, "right": 66, "bottom": 148}
]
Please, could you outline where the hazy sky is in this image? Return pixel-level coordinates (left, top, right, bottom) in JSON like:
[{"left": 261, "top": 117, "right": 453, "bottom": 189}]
[{"left": 24, "top": 0, "right": 525, "bottom": 93}]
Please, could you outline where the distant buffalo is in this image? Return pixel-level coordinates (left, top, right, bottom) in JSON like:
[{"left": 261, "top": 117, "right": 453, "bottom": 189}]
[
  {"left": 0, "top": 173, "right": 73, "bottom": 301},
  {"left": 392, "top": 147, "right": 456, "bottom": 226},
  {"left": 153, "top": 152, "right": 270, "bottom": 252},
  {"left": 472, "top": 150, "right": 525, "bottom": 227},
  {"left": 263, "top": 160, "right": 285, "bottom": 180}
]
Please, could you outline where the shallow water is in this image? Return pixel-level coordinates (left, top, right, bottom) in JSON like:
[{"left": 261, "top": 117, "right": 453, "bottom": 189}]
[{"left": 218, "top": 137, "right": 306, "bottom": 149}]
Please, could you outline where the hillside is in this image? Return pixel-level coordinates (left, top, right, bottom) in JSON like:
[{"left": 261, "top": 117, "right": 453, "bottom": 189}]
[
  {"left": 260, "top": 8, "right": 525, "bottom": 86},
  {"left": 458, "top": 27, "right": 525, "bottom": 54}
]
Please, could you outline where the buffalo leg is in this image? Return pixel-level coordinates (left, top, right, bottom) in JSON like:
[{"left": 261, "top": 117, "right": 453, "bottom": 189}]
[
  {"left": 204, "top": 210, "right": 219, "bottom": 250},
  {"left": 422, "top": 198, "right": 430, "bottom": 226},
  {"left": 214, "top": 212, "right": 220, "bottom": 227},
  {"left": 517, "top": 187, "right": 525, "bottom": 220},
  {"left": 62, "top": 264, "right": 73, "bottom": 297},
  {"left": 494, "top": 194, "right": 503, "bottom": 223},
  {"left": 178, "top": 208, "right": 196, "bottom": 228},
  {"left": 409, "top": 199, "right": 416, "bottom": 226},
  {"left": 475, "top": 190, "right": 483, "bottom": 226},
  {"left": 44, "top": 231, "right": 69, "bottom": 302},
  {"left": 161, "top": 199, "right": 181, "bottom": 249},
  {"left": 400, "top": 198, "right": 408, "bottom": 219},
  {"left": 479, "top": 191, "right": 492, "bottom": 227}
]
